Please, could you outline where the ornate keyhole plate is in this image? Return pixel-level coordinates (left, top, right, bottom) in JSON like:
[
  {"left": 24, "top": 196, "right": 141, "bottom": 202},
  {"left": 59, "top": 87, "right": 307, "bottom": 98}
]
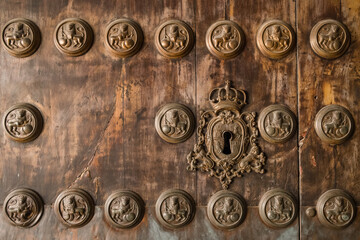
[
  {"left": 105, "top": 18, "right": 143, "bottom": 58},
  {"left": 187, "top": 80, "right": 266, "bottom": 189},
  {"left": 1, "top": 18, "right": 41, "bottom": 58},
  {"left": 155, "top": 103, "right": 195, "bottom": 143},
  {"left": 258, "top": 104, "right": 297, "bottom": 143},
  {"left": 54, "top": 188, "right": 95, "bottom": 228},
  {"left": 54, "top": 18, "right": 93, "bottom": 57},
  {"left": 3, "top": 188, "right": 43, "bottom": 228},
  {"left": 316, "top": 189, "right": 355, "bottom": 229},
  {"left": 154, "top": 19, "right": 194, "bottom": 59},
  {"left": 259, "top": 189, "right": 298, "bottom": 228},
  {"left": 207, "top": 190, "right": 246, "bottom": 230},
  {"left": 314, "top": 104, "right": 354, "bottom": 145},
  {"left": 206, "top": 20, "right": 245, "bottom": 59},
  {"left": 3, "top": 103, "right": 43, "bottom": 143},
  {"left": 155, "top": 189, "right": 196, "bottom": 229},
  {"left": 104, "top": 190, "right": 145, "bottom": 229},
  {"left": 256, "top": 20, "right": 296, "bottom": 59},
  {"left": 310, "top": 19, "right": 350, "bottom": 59}
]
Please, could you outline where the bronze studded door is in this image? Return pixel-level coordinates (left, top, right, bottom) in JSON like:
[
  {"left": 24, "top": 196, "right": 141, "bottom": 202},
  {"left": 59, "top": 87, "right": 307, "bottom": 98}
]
[{"left": 0, "top": 0, "right": 359, "bottom": 239}]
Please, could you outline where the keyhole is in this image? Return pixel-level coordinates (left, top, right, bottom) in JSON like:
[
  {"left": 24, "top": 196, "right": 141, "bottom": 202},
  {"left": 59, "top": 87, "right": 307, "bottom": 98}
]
[{"left": 222, "top": 131, "right": 232, "bottom": 155}]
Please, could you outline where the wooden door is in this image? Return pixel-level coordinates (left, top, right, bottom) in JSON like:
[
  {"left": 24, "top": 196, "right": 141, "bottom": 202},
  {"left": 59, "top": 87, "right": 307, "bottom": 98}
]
[{"left": 0, "top": 0, "right": 358, "bottom": 239}]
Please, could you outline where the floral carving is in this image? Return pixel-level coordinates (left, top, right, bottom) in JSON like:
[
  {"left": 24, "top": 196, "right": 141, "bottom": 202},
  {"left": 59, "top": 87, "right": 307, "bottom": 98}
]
[{"left": 187, "top": 80, "right": 266, "bottom": 189}]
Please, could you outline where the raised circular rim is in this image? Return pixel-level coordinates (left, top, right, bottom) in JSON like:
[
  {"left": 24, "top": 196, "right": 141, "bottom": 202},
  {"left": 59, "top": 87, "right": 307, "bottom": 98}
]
[
  {"left": 256, "top": 19, "right": 296, "bottom": 59},
  {"left": 258, "top": 188, "right": 298, "bottom": 228},
  {"left": 314, "top": 104, "right": 354, "bottom": 145},
  {"left": 154, "top": 19, "right": 194, "bottom": 59},
  {"left": 309, "top": 19, "right": 350, "bottom": 59},
  {"left": 258, "top": 104, "right": 297, "bottom": 143},
  {"left": 207, "top": 190, "right": 246, "bottom": 230},
  {"left": 3, "top": 188, "right": 44, "bottom": 228},
  {"left": 1, "top": 18, "right": 41, "bottom": 58},
  {"left": 155, "top": 189, "right": 196, "bottom": 229},
  {"left": 155, "top": 103, "right": 195, "bottom": 143},
  {"left": 53, "top": 18, "right": 94, "bottom": 57},
  {"left": 105, "top": 18, "right": 143, "bottom": 58},
  {"left": 316, "top": 189, "right": 355, "bottom": 229},
  {"left": 205, "top": 20, "right": 245, "bottom": 59},
  {"left": 54, "top": 188, "right": 95, "bottom": 228},
  {"left": 3, "top": 103, "right": 44, "bottom": 143},
  {"left": 104, "top": 190, "right": 145, "bottom": 229}
]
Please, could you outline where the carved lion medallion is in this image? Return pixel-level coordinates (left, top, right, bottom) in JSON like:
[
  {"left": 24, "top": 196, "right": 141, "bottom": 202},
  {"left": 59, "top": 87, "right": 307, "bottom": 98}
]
[
  {"left": 155, "top": 189, "right": 195, "bottom": 229},
  {"left": 1, "top": 18, "right": 41, "bottom": 57},
  {"left": 314, "top": 105, "right": 354, "bottom": 145},
  {"left": 207, "top": 190, "right": 246, "bottom": 229},
  {"left": 258, "top": 104, "right": 297, "bottom": 143},
  {"left": 310, "top": 19, "right": 350, "bottom": 59},
  {"left": 104, "top": 190, "right": 145, "bottom": 229},
  {"left": 105, "top": 18, "right": 143, "bottom": 58},
  {"left": 206, "top": 20, "right": 245, "bottom": 59},
  {"left": 154, "top": 19, "right": 194, "bottom": 58},
  {"left": 3, "top": 103, "right": 43, "bottom": 143},
  {"left": 155, "top": 103, "right": 195, "bottom": 143},
  {"left": 259, "top": 189, "right": 297, "bottom": 228},
  {"left": 316, "top": 189, "right": 355, "bottom": 229},
  {"left": 256, "top": 20, "right": 295, "bottom": 59},
  {"left": 187, "top": 80, "right": 266, "bottom": 189},
  {"left": 3, "top": 188, "right": 43, "bottom": 228},
  {"left": 54, "top": 18, "right": 93, "bottom": 57},
  {"left": 54, "top": 188, "right": 95, "bottom": 228}
]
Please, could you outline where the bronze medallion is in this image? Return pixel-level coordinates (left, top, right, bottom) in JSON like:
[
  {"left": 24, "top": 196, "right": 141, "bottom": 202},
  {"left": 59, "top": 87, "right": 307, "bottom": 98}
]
[
  {"left": 310, "top": 19, "right": 350, "bottom": 59},
  {"left": 105, "top": 18, "right": 143, "bottom": 58},
  {"left": 314, "top": 105, "right": 354, "bottom": 145},
  {"left": 256, "top": 20, "right": 295, "bottom": 59},
  {"left": 155, "top": 103, "right": 195, "bottom": 143},
  {"left": 316, "top": 189, "right": 355, "bottom": 229},
  {"left": 54, "top": 18, "right": 93, "bottom": 57},
  {"left": 207, "top": 190, "right": 246, "bottom": 229},
  {"left": 3, "top": 188, "right": 43, "bottom": 228},
  {"left": 187, "top": 80, "right": 266, "bottom": 189},
  {"left": 155, "top": 189, "right": 195, "bottom": 229},
  {"left": 1, "top": 18, "right": 41, "bottom": 57},
  {"left": 258, "top": 104, "right": 297, "bottom": 143},
  {"left": 206, "top": 20, "right": 245, "bottom": 59},
  {"left": 54, "top": 188, "right": 95, "bottom": 228},
  {"left": 259, "top": 189, "right": 297, "bottom": 228},
  {"left": 3, "top": 103, "right": 43, "bottom": 143},
  {"left": 104, "top": 190, "right": 145, "bottom": 229},
  {"left": 154, "top": 19, "right": 194, "bottom": 59}
]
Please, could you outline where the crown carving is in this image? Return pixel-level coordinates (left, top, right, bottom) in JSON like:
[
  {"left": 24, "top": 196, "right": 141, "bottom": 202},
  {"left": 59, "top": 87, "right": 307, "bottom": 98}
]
[{"left": 209, "top": 80, "right": 247, "bottom": 111}]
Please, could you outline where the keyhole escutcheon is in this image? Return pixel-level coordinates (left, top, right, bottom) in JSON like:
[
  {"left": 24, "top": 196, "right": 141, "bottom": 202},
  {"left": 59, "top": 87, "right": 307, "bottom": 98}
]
[{"left": 222, "top": 131, "right": 232, "bottom": 155}]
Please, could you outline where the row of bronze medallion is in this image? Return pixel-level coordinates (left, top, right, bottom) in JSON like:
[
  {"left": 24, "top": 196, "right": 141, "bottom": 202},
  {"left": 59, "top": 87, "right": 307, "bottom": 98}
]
[
  {"left": 2, "top": 18, "right": 350, "bottom": 59},
  {"left": 3, "top": 187, "right": 356, "bottom": 230}
]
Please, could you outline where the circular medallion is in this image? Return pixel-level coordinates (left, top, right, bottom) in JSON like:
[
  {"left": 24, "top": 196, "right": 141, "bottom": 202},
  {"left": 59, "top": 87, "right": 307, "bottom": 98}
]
[
  {"left": 207, "top": 190, "right": 246, "bottom": 229},
  {"left": 3, "top": 103, "right": 43, "bottom": 143},
  {"left": 206, "top": 20, "right": 245, "bottom": 59},
  {"left": 258, "top": 104, "right": 297, "bottom": 143},
  {"left": 155, "top": 103, "right": 195, "bottom": 143},
  {"left": 256, "top": 20, "right": 295, "bottom": 59},
  {"left": 54, "top": 188, "right": 95, "bottom": 228},
  {"left": 1, "top": 18, "right": 41, "bottom": 58},
  {"left": 54, "top": 18, "right": 93, "bottom": 57},
  {"left": 259, "top": 189, "right": 298, "bottom": 228},
  {"left": 314, "top": 105, "right": 354, "bottom": 145},
  {"left": 104, "top": 190, "right": 145, "bottom": 229},
  {"left": 154, "top": 19, "right": 194, "bottom": 59},
  {"left": 105, "top": 18, "right": 143, "bottom": 58},
  {"left": 316, "top": 189, "right": 355, "bottom": 229},
  {"left": 310, "top": 19, "right": 350, "bottom": 59},
  {"left": 155, "top": 189, "right": 195, "bottom": 229},
  {"left": 3, "top": 188, "right": 43, "bottom": 228}
]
